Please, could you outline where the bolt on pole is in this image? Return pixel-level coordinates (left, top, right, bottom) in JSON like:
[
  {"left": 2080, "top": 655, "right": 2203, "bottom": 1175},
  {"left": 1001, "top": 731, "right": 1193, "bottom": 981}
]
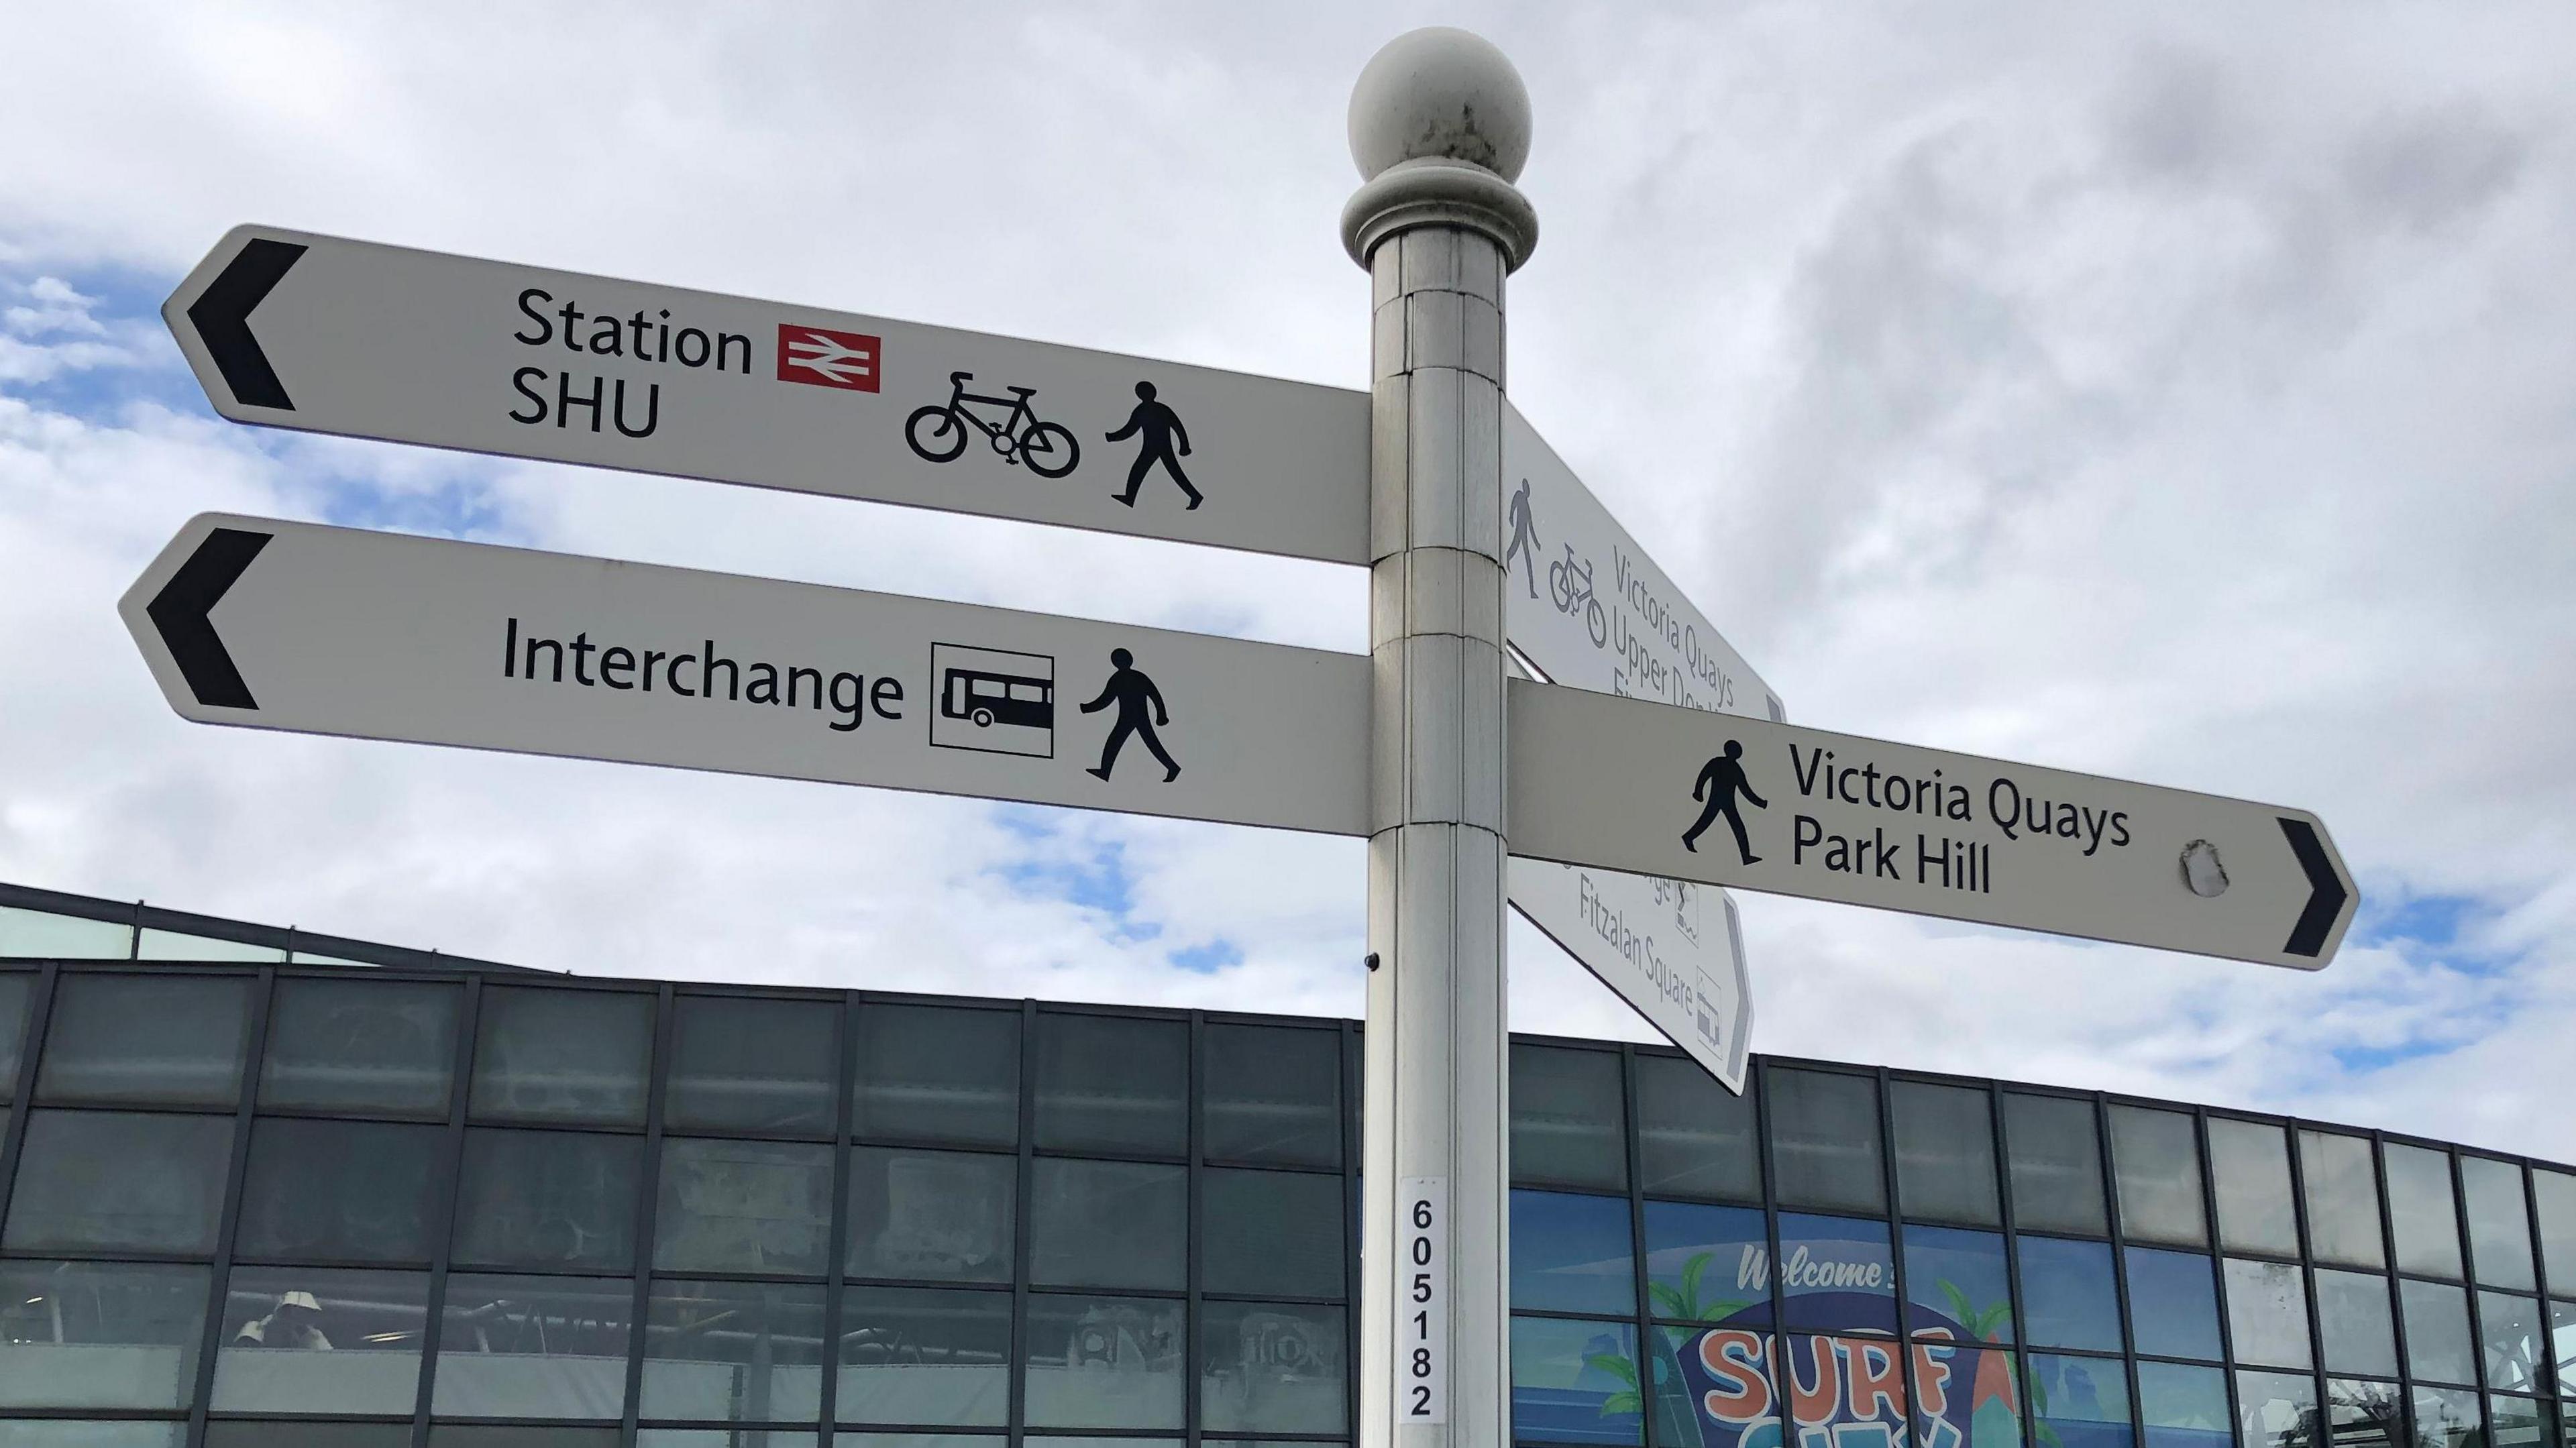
[{"left": 1342, "top": 27, "right": 1539, "bottom": 1448}]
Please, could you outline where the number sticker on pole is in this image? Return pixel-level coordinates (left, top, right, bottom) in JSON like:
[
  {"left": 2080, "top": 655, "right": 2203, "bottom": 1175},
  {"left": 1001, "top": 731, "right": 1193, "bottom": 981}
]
[{"left": 1398, "top": 1176, "right": 1448, "bottom": 1425}]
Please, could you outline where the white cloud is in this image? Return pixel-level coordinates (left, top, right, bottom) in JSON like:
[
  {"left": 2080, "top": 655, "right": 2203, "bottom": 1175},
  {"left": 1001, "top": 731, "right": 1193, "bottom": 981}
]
[{"left": 2, "top": 3, "right": 2574, "bottom": 1162}]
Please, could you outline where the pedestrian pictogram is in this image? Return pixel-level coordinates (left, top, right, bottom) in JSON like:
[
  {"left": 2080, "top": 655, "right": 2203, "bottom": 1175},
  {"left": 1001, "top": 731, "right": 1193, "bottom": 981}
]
[
  {"left": 1108, "top": 380, "right": 1201, "bottom": 510},
  {"left": 777, "top": 325, "right": 882, "bottom": 391},
  {"left": 906, "top": 371, "right": 1081, "bottom": 478},
  {"left": 1505, "top": 476, "right": 1539, "bottom": 599},
  {"left": 1081, "top": 648, "right": 1180, "bottom": 783},
  {"left": 1683, "top": 739, "right": 1768, "bottom": 864}
]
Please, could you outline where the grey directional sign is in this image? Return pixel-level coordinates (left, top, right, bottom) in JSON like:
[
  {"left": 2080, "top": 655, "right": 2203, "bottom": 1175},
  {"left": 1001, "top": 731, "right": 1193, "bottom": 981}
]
[
  {"left": 1501, "top": 404, "right": 1775, "bottom": 1091},
  {"left": 123, "top": 514, "right": 1371, "bottom": 838},
  {"left": 1509, "top": 680, "right": 2357, "bottom": 969},
  {"left": 164, "top": 226, "right": 1371, "bottom": 565}
]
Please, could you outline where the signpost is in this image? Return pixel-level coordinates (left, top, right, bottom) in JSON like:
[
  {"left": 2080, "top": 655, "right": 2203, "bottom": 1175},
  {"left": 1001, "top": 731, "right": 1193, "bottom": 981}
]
[
  {"left": 1501, "top": 402, "right": 1779, "bottom": 1093},
  {"left": 123, "top": 514, "right": 1371, "bottom": 838},
  {"left": 1509, "top": 679, "right": 2358, "bottom": 969},
  {"left": 124, "top": 30, "right": 2363, "bottom": 1448},
  {"left": 165, "top": 226, "right": 1372, "bottom": 565}
]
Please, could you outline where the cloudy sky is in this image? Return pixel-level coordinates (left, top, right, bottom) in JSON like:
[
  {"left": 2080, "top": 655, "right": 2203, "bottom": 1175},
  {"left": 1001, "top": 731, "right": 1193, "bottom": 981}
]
[{"left": 5, "top": 3, "right": 2572, "bottom": 1159}]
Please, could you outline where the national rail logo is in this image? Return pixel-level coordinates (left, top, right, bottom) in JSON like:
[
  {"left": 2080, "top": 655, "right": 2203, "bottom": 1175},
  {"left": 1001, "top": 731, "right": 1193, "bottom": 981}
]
[{"left": 776, "top": 324, "right": 882, "bottom": 392}]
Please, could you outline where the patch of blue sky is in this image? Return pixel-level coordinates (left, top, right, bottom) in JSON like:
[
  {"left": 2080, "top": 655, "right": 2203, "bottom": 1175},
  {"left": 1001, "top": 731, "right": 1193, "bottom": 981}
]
[
  {"left": 2355, "top": 890, "right": 2514, "bottom": 978},
  {"left": 1168, "top": 938, "right": 1243, "bottom": 974},
  {"left": 0, "top": 262, "right": 201, "bottom": 420},
  {"left": 988, "top": 808, "right": 1158, "bottom": 942}
]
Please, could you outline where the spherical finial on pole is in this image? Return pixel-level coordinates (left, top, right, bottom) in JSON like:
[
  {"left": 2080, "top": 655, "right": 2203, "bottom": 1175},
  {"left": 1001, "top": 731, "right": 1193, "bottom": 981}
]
[
  {"left": 1347, "top": 27, "right": 1532, "bottom": 183},
  {"left": 1339, "top": 28, "right": 1539, "bottom": 270}
]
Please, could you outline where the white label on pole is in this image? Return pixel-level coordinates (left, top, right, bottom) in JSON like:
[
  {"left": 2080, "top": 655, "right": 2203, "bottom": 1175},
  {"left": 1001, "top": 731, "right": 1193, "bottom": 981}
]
[
  {"left": 165, "top": 225, "right": 1372, "bottom": 566},
  {"left": 120, "top": 513, "right": 1372, "bottom": 838},
  {"left": 1508, "top": 679, "right": 2359, "bottom": 970},
  {"left": 1397, "top": 1176, "right": 1448, "bottom": 1426}
]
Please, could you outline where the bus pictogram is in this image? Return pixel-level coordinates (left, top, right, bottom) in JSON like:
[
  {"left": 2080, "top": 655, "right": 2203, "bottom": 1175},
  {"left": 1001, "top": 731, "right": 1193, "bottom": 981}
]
[{"left": 926, "top": 643, "right": 1056, "bottom": 759}]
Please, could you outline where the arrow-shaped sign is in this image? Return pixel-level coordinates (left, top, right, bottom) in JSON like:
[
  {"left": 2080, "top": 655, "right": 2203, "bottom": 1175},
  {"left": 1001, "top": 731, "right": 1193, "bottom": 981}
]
[
  {"left": 123, "top": 514, "right": 1372, "bottom": 839},
  {"left": 1508, "top": 679, "right": 2358, "bottom": 969},
  {"left": 164, "top": 226, "right": 1371, "bottom": 565}
]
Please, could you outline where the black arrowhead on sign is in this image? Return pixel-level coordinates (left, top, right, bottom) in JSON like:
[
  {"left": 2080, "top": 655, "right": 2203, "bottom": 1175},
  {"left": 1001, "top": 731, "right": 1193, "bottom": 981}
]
[
  {"left": 146, "top": 528, "right": 272, "bottom": 710},
  {"left": 186, "top": 238, "right": 307, "bottom": 410},
  {"left": 2278, "top": 818, "right": 2349, "bottom": 958}
]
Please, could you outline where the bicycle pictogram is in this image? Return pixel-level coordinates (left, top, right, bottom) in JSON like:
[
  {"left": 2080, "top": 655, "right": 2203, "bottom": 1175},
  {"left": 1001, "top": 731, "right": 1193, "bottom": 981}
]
[
  {"left": 906, "top": 371, "right": 1081, "bottom": 479},
  {"left": 1547, "top": 543, "right": 1608, "bottom": 647}
]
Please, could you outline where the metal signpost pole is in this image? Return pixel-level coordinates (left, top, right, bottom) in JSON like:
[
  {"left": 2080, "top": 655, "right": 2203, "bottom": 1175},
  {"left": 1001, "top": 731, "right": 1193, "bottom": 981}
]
[{"left": 1342, "top": 30, "right": 1538, "bottom": 1448}]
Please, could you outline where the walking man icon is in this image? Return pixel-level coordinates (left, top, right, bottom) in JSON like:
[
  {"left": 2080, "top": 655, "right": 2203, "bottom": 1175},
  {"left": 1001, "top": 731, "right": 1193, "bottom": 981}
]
[
  {"left": 1682, "top": 740, "right": 1768, "bottom": 865},
  {"left": 1081, "top": 647, "right": 1181, "bottom": 783},
  {"left": 1504, "top": 478, "right": 1540, "bottom": 600},
  {"left": 1106, "top": 381, "right": 1202, "bottom": 511}
]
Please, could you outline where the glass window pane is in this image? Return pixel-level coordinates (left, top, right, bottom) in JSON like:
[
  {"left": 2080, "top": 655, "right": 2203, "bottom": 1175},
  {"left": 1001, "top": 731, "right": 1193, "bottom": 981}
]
[
  {"left": 1778, "top": 1213, "right": 1895, "bottom": 1334},
  {"left": 1914, "top": 1341, "right": 2022, "bottom": 1448},
  {"left": 1511, "top": 1044, "right": 1628, "bottom": 1192},
  {"left": 0, "top": 974, "right": 33, "bottom": 1097},
  {"left": 639, "top": 1279, "right": 825, "bottom": 1423},
  {"left": 1022, "top": 1294, "right": 1183, "bottom": 1429},
  {"left": 2223, "top": 1258, "right": 2311, "bottom": 1370},
  {"left": 664, "top": 995, "right": 837, "bottom": 1137},
  {"left": 1770, "top": 1069, "right": 1883, "bottom": 1215},
  {"left": 2401, "top": 1278, "right": 2477, "bottom": 1385},
  {"left": 1644, "top": 1200, "right": 1768, "bottom": 1326},
  {"left": 2236, "top": 1370, "right": 2318, "bottom": 1448},
  {"left": 2480, "top": 1290, "right": 2545, "bottom": 1394},
  {"left": 449, "top": 1127, "right": 641, "bottom": 1271},
  {"left": 653, "top": 1137, "right": 833, "bottom": 1276},
  {"left": 1512, "top": 1188, "right": 1635, "bottom": 1315},
  {"left": 136, "top": 929, "right": 282, "bottom": 962},
  {"left": 1032, "top": 1013, "right": 1185, "bottom": 1156},
  {"left": 2465, "top": 1158, "right": 2538, "bottom": 1290},
  {"left": 2556, "top": 1299, "right": 2575, "bottom": 1394},
  {"left": 1654, "top": 1325, "right": 1781, "bottom": 1448},
  {"left": 260, "top": 977, "right": 458, "bottom": 1116},
  {"left": 2029, "top": 1353, "right": 2132, "bottom": 1448},
  {"left": 2535, "top": 1171, "right": 2576, "bottom": 1299},
  {"left": 1637, "top": 1054, "right": 1761, "bottom": 1203},
  {"left": 211, "top": 1266, "right": 427, "bottom": 1414},
  {"left": 235, "top": 1117, "right": 443, "bottom": 1263},
  {"left": 5, "top": 1109, "right": 232, "bottom": 1254},
  {"left": 468, "top": 985, "right": 653, "bottom": 1127},
  {"left": 2387, "top": 1143, "right": 2464, "bottom": 1279},
  {"left": 1030, "top": 1158, "right": 1185, "bottom": 1290},
  {"left": 2021, "top": 1236, "right": 2121, "bottom": 1352},
  {"left": 2139, "top": 1361, "right": 2228, "bottom": 1448},
  {"left": 2110, "top": 1106, "right": 2207, "bottom": 1248},
  {"left": 1782, "top": 1337, "right": 1909, "bottom": 1444},
  {"left": 2126, "top": 1247, "right": 2222, "bottom": 1361},
  {"left": 846, "top": 1146, "right": 1015, "bottom": 1284},
  {"left": 2300, "top": 1131, "right": 2385, "bottom": 1269},
  {"left": 209, "top": 1425, "right": 411, "bottom": 1448},
  {"left": 429, "top": 1429, "right": 621, "bottom": 1448},
  {"left": 2411, "top": 1386, "right": 2482, "bottom": 1448},
  {"left": 0, "top": 1260, "right": 209, "bottom": 1410},
  {"left": 1203, "top": 1023, "right": 1338, "bottom": 1168},
  {"left": 835, "top": 1284, "right": 1009, "bottom": 1426},
  {"left": 2005, "top": 1095, "right": 2106, "bottom": 1236},
  {"left": 1893, "top": 1082, "right": 2001, "bottom": 1226},
  {"left": 1907, "top": 1224, "right": 2015, "bottom": 1343},
  {"left": 2490, "top": 1396, "right": 2552, "bottom": 1448},
  {"left": 851, "top": 1003, "right": 1018, "bottom": 1148},
  {"left": 1199, "top": 1300, "right": 1346, "bottom": 1433},
  {"left": 1511, "top": 1315, "right": 1641, "bottom": 1445},
  {"left": 2325, "top": 1380, "right": 2405, "bottom": 1448},
  {"left": 432, "top": 1274, "right": 635, "bottom": 1419},
  {"left": 2207, "top": 1119, "right": 2298, "bottom": 1258},
  {"left": 37, "top": 972, "right": 251, "bottom": 1106},
  {"left": 2314, "top": 1268, "right": 2399, "bottom": 1377},
  {"left": 0, "top": 904, "right": 131, "bottom": 958},
  {"left": 1202, "top": 1168, "right": 1344, "bottom": 1298}
]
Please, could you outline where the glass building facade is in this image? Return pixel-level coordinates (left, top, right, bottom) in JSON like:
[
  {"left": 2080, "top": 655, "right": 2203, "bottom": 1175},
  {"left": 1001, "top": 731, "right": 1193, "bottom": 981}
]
[{"left": 0, "top": 888, "right": 2567, "bottom": 1448}]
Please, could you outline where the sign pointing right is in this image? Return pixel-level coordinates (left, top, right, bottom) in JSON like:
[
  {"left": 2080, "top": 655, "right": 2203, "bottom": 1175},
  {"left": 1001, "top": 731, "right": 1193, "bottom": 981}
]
[{"left": 1508, "top": 679, "right": 2357, "bottom": 969}]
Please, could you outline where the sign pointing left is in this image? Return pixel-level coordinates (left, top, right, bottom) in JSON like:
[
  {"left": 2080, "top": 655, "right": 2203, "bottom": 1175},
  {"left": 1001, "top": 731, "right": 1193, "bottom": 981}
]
[
  {"left": 164, "top": 227, "right": 1373, "bottom": 565},
  {"left": 123, "top": 514, "right": 1371, "bottom": 838}
]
